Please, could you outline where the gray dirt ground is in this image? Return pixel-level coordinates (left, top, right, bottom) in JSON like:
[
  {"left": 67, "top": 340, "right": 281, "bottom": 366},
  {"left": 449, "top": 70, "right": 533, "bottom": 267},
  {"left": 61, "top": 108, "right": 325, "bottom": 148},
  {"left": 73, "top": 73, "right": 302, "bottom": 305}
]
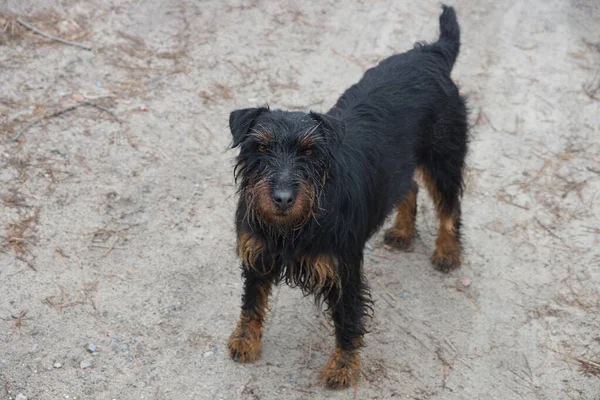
[{"left": 1, "top": 0, "right": 599, "bottom": 399}]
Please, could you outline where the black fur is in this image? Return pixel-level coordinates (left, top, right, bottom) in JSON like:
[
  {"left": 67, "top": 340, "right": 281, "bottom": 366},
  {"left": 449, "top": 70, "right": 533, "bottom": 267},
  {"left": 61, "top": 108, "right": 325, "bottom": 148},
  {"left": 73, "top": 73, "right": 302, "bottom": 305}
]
[{"left": 228, "top": 5, "right": 468, "bottom": 388}]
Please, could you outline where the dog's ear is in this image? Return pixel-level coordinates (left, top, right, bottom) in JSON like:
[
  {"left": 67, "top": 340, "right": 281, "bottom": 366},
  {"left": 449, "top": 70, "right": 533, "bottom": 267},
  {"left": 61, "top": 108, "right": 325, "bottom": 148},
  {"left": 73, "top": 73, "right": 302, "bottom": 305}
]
[
  {"left": 309, "top": 111, "right": 345, "bottom": 143},
  {"left": 229, "top": 107, "right": 269, "bottom": 148}
]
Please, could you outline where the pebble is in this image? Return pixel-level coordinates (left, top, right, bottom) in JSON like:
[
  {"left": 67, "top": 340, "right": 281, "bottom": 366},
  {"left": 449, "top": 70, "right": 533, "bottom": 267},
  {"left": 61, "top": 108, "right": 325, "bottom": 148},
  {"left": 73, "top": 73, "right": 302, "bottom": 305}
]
[
  {"left": 456, "top": 276, "right": 472, "bottom": 292},
  {"left": 110, "top": 338, "right": 129, "bottom": 352},
  {"left": 203, "top": 345, "right": 217, "bottom": 358},
  {"left": 72, "top": 93, "right": 85, "bottom": 102},
  {"left": 86, "top": 344, "right": 97, "bottom": 353},
  {"left": 53, "top": 362, "right": 62, "bottom": 368},
  {"left": 115, "top": 343, "right": 129, "bottom": 352},
  {"left": 15, "top": 394, "right": 27, "bottom": 400},
  {"left": 80, "top": 357, "right": 93, "bottom": 369}
]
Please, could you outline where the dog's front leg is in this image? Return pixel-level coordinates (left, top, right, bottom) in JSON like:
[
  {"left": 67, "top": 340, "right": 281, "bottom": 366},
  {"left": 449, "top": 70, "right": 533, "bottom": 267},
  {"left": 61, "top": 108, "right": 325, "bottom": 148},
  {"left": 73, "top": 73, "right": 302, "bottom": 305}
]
[
  {"left": 228, "top": 233, "right": 273, "bottom": 363},
  {"left": 320, "top": 255, "right": 371, "bottom": 389}
]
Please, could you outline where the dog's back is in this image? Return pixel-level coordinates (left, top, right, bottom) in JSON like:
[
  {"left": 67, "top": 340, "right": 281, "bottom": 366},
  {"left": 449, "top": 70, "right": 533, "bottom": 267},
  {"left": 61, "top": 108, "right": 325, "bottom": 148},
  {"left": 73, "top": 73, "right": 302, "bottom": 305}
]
[
  {"left": 329, "top": 5, "right": 461, "bottom": 124},
  {"left": 326, "top": 6, "right": 465, "bottom": 210}
]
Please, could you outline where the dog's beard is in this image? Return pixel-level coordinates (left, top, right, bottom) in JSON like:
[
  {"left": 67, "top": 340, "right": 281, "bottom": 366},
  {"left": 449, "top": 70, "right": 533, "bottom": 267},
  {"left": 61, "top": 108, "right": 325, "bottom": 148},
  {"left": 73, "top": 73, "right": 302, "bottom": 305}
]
[{"left": 242, "top": 178, "right": 317, "bottom": 232}]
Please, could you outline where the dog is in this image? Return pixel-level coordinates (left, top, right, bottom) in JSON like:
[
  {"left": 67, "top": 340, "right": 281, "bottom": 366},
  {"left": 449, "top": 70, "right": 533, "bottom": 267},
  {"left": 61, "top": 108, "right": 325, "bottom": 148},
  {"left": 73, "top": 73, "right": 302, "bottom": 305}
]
[{"left": 226, "top": 5, "right": 468, "bottom": 389}]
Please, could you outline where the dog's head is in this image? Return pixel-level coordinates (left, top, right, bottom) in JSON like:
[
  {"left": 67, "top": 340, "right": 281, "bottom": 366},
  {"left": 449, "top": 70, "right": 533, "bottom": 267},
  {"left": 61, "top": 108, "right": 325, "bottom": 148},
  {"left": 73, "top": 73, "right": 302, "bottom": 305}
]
[{"left": 229, "top": 107, "right": 344, "bottom": 228}]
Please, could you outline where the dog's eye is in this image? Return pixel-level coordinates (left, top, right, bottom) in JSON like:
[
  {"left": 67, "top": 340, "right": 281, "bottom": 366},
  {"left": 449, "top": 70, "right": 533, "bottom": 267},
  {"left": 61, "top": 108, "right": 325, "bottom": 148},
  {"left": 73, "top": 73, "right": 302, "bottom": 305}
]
[
  {"left": 258, "top": 144, "right": 267, "bottom": 153},
  {"left": 302, "top": 148, "right": 313, "bottom": 156}
]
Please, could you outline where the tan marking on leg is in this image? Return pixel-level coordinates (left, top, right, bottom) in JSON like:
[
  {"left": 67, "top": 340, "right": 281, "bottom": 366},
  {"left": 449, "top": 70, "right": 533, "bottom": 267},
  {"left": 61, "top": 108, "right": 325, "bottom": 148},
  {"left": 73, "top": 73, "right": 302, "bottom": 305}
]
[
  {"left": 417, "top": 167, "right": 442, "bottom": 210},
  {"left": 417, "top": 167, "right": 462, "bottom": 271},
  {"left": 227, "top": 281, "right": 272, "bottom": 363},
  {"left": 431, "top": 213, "right": 461, "bottom": 272},
  {"left": 227, "top": 317, "right": 263, "bottom": 363},
  {"left": 237, "top": 232, "right": 263, "bottom": 269},
  {"left": 384, "top": 184, "right": 418, "bottom": 250},
  {"left": 321, "top": 346, "right": 361, "bottom": 389}
]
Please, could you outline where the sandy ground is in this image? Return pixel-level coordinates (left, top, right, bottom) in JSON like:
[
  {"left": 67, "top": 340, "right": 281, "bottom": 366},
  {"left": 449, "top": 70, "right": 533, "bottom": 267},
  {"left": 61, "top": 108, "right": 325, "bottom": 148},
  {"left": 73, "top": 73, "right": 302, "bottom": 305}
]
[{"left": 1, "top": 0, "right": 599, "bottom": 399}]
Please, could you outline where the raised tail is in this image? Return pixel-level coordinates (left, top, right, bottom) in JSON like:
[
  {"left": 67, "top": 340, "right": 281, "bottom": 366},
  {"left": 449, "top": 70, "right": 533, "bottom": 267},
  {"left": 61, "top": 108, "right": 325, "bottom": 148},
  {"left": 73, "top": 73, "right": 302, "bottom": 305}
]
[{"left": 436, "top": 5, "right": 461, "bottom": 72}]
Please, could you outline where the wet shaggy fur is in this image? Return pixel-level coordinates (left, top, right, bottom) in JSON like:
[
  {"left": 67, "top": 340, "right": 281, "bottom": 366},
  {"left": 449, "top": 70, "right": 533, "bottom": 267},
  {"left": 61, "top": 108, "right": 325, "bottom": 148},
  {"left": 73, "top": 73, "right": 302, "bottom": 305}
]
[{"left": 227, "top": 5, "right": 468, "bottom": 389}]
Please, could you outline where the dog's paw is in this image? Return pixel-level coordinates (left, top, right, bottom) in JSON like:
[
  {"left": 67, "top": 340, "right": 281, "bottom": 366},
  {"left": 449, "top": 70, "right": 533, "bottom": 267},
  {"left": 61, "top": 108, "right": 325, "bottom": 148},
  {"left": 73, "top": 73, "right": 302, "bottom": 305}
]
[
  {"left": 383, "top": 228, "right": 414, "bottom": 251},
  {"left": 321, "top": 349, "right": 360, "bottom": 390},
  {"left": 227, "top": 329, "right": 262, "bottom": 363},
  {"left": 430, "top": 251, "right": 461, "bottom": 273}
]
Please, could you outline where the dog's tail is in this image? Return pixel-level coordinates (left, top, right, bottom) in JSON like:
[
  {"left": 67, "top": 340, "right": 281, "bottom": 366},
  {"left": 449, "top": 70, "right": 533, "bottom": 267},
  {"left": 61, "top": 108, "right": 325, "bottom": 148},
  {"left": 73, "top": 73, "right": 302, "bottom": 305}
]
[{"left": 435, "top": 5, "right": 461, "bottom": 72}]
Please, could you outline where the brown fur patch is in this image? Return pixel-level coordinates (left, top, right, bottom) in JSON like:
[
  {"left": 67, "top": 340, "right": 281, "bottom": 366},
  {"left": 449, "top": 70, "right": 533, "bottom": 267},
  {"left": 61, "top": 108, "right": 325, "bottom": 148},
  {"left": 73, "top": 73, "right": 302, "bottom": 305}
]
[
  {"left": 321, "top": 346, "right": 361, "bottom": 389},
  {"left": 417, "top": 167, "right": 443, "bottom": 210},
  {"left": 296, "top": 253, "right": 340, "bottom": 293},
  {"left": 245, "top": 178, "right": 315, "bottom": 228},
  {"left": 298, "top": 123, "right": 321, "bottom": 149},
  {"left": 228, "top": 281, "right": 272, "bottom": 363},
  {"left": 298, "top": 133, "right": 315, "bottom": 150},
  {"left": 431, "top": 213, "right": 461, "bottom": 272},
  {"left": 384, "top": 184, "right": 418, "bottom": 250},
  {"left": 249, "top": 129, "right": 272, "bottom": 145},
  {"left": 237, "top": 232, "right": 263, "bottom": 269},
  {"left": 227, "top": 317, "right": 263, "bottom": 363},
  {"left": 417, "top": 167, "right": 462, "bottom": 271}
]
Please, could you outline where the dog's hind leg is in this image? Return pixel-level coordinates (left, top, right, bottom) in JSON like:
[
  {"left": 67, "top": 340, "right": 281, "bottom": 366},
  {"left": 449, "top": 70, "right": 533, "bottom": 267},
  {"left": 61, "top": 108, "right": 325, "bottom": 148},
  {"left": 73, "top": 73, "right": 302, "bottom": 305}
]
[
  {"left": 422, "top": 166, "right": 462, "bottom": 272},
  {"left": 384, "top": 181, "right": 419, "bottom": 250},
  {"left": 419, "top": 102, "right": 468, "bottom": 272}
]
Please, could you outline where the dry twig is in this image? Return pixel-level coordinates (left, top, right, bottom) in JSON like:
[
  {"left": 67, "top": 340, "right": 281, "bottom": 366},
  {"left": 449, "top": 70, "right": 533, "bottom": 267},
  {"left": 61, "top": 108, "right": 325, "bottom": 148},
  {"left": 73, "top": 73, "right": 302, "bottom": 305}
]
[
  {"left": 12, "top": 102, "right": 121, "bottom": 141},
  {"left": 16, "top": 18, "right": 92, "bottom": 51},
  {"left": 11, "top": 311, "right": 29, "bottom": 329},
  {"left": 574, "top": 356, "right": 600, "bottom": 376},
  {"left": 534, "top": 217, "right": 570, "bottom": 248}
]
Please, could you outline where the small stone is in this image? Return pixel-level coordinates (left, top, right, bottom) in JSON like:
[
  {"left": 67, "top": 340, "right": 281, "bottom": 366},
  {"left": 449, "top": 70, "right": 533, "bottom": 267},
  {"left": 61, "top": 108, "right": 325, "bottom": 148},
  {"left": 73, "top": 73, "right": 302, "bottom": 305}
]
[
  {"left": 456, "top": 276, "right": 472, "bottom": 292},
  {"left": 57, "top": 20, "right": 80, "bottom": 35},
  {"left": 203, "top": 350, "right": 214, "bottom": 358},
  {"left": 53, "top": 362, "right": 62, "bottom": 368},
  {"left": 15, "top": 393, "right": 27, "bottom": 400},
  {"left": 80, "top": 357, "right": 93, "bottom": 369},
  {"left": 110, "top": 338, "right": 129, "bottom": 352},
  {"left": 86, "top": 344, "right": 97, "bottom": 353},
  {"left": 206, "top": 56, "right": 218, "bottom": 68}
]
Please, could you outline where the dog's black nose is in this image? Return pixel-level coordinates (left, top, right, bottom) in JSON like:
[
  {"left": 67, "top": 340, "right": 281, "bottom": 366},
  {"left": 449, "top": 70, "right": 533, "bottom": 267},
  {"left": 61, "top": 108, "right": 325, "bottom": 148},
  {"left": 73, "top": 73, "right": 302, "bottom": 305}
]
[{"left": 272, "top": 188, "right": 295, "bottom": 211}]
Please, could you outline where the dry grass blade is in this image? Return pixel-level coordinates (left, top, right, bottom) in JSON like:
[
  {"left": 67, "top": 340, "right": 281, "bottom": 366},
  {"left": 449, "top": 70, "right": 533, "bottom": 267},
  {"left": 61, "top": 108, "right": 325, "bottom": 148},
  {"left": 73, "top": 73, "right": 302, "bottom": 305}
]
[
  {"left": 11, "top": 101, "right": 121, "bottom": 141},
  {"left": 549, "top": 344, "right": 600, "bottom": 377},
  {"left": 2, "top": 209, "right": 40, "bottom": 257},
  {"left": 11, "top": 311, "right": 29, "bottom": 330},
  {"left": 534, "top": 217, "right": 571, "bottom": 248},
  {"left": 574, "top": 356, "right": 600, "bottom": 376},
  {"left": 16, "top": 17, "right": 92, "bottom": 50}
]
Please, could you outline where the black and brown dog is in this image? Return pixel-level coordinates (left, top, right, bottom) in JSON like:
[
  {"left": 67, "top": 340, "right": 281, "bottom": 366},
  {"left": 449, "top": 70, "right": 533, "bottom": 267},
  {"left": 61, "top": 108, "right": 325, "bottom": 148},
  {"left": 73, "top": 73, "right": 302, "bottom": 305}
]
[{"left": 227, "top": 5, "right": 468, "bottom": 389}]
